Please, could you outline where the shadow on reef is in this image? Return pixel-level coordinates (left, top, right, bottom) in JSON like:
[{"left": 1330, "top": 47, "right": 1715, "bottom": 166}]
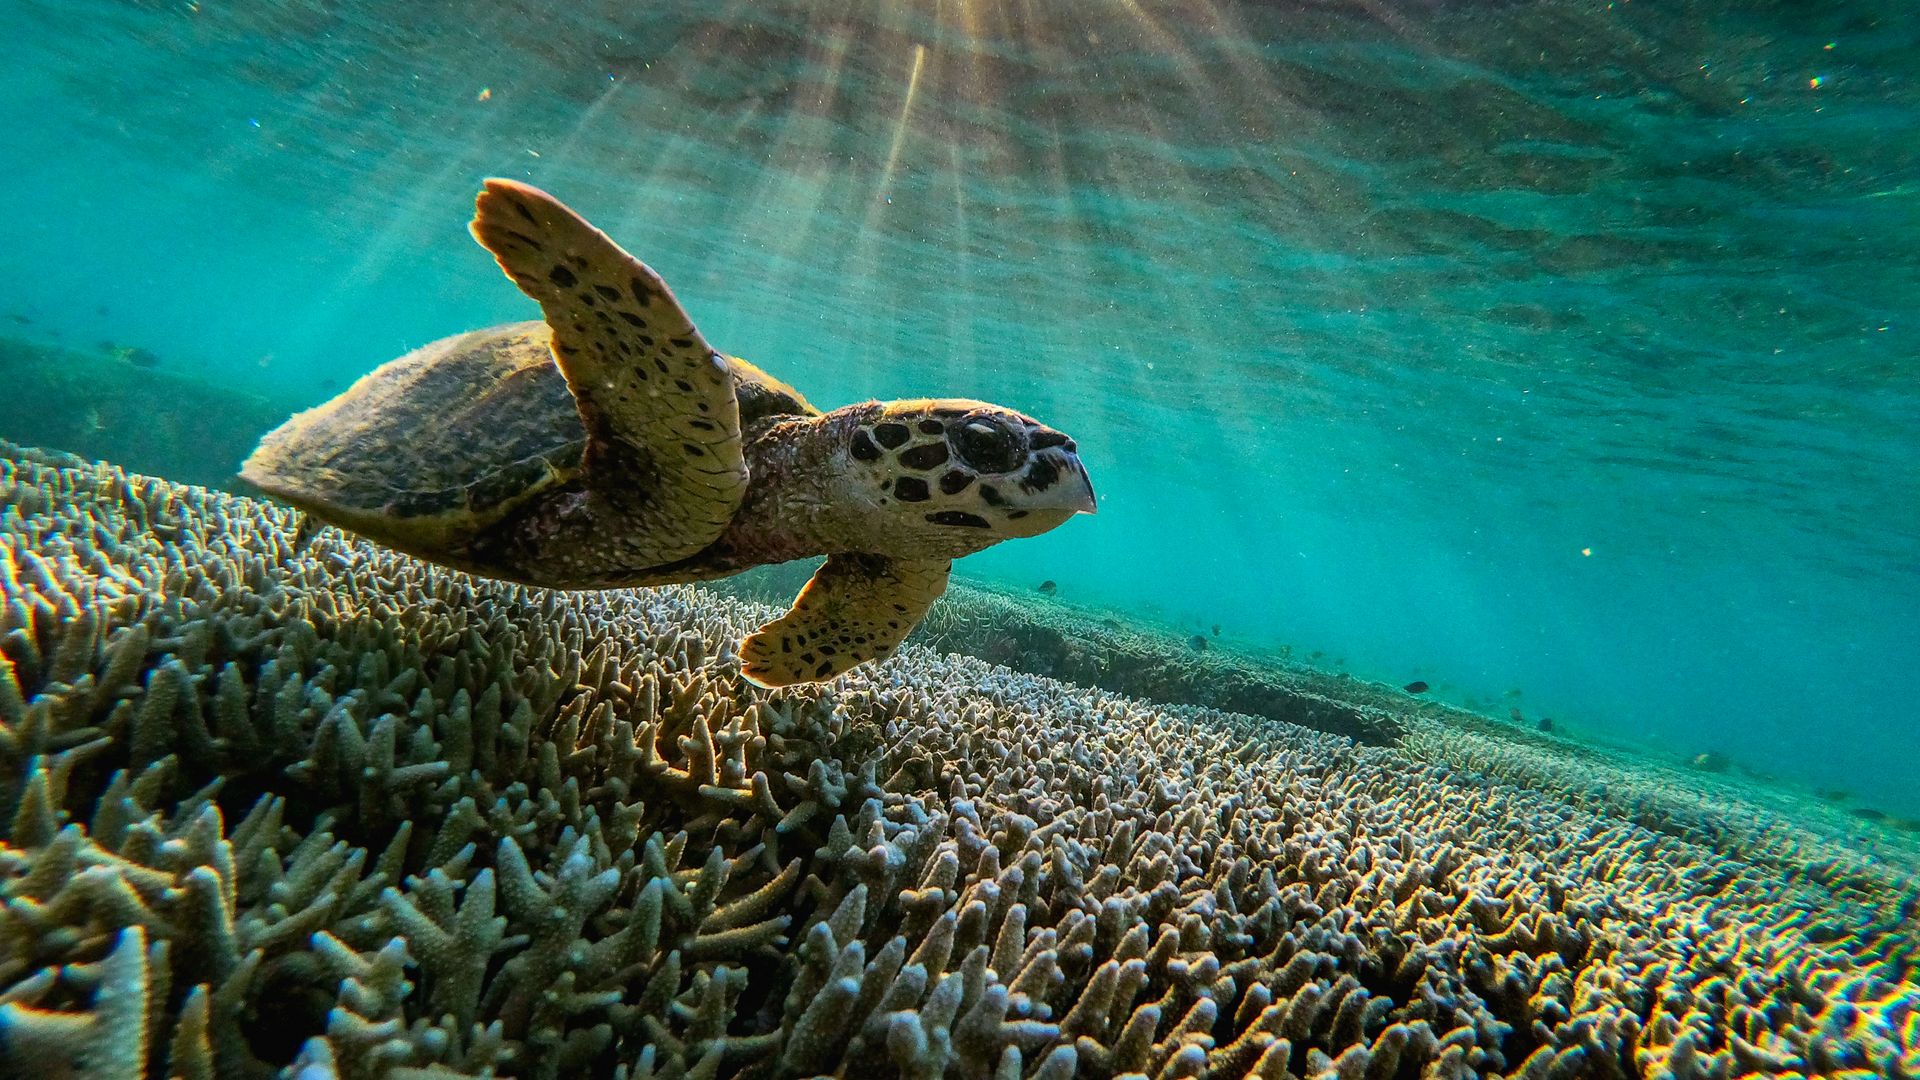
[
  {"left": 1, "top": 445, "right": 1917, "bottom": 1079},
  {"left": 709, "top": 563, "right": 1411, "bottom": 748}
]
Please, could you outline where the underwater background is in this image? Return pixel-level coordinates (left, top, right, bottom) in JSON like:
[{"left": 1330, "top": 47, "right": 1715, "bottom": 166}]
[{"left": 3, "top": 0, "right": 1917, "bottom": 817}]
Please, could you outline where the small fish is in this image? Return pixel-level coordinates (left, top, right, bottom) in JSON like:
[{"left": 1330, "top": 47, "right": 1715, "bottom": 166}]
[
  {"left": 6, "top": 313, "right": 29, "bottom": 325},
  {"left": 1509, "top": 707, "right": 1524, "bottom": 723},
  {"left": 1849, "top": 806, "right": 1888, "bottom": 822},
  {"left": 291, "top": 512, "right": 323, "bottom": 552},
  {"left": 1036, "top": 580, "right": 1057, "bottom": 595},
  {"left": 123, "top": 347, "right": 160, "bottom": 369},
  {"left": 1210, "top": 624, "right": 1221, "bottom": 637},
  {"left": 1188, "top": 634, "right": 1208, "bottom": 651},
  {"left": 1403, "top": 681, "right": 1429, "bottom": 694},
  {"left": 1536, "top": 717, "right": 1554, "bottom": 733}
]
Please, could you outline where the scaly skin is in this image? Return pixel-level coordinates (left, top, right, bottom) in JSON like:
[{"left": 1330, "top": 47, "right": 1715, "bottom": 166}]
[
  {"left": 462, "top": 410, "right": 857, "bottom": 589},
  {"left": 641, "top": 410, "right": 870, "bottom": 581}
]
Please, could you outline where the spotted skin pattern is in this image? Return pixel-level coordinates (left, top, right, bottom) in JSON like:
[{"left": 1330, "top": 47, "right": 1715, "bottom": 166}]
[
  {"left": 735, "top": 398, "right": 1091, "bottom": 685},
  {"left": 839, "top": 399, "right": 1094, "bottom": 559},
  {"left": 741, "top": 554, "right": 952, "bottom": 686},
  {"left": 470, "top": 179, "right": 747, "bottom": 570}
]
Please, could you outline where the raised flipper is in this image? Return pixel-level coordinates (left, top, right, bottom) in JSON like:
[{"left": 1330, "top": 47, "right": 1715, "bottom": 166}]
[
  {"left": 470, "top": 179, "right": 747, "bottom": 566},
  {"left": 740, "top": 555, "right": 953, "bottom": 687}
]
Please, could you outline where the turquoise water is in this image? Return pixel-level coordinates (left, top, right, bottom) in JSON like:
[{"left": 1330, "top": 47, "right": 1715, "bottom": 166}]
[{"left": 5, "top": 2, "right": 1917, "bottom": 812}]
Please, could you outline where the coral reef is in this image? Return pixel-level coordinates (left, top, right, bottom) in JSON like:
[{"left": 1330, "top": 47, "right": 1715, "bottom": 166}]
[{"left": 2, "top": 444, "right": 1916, "bottom": 1078}]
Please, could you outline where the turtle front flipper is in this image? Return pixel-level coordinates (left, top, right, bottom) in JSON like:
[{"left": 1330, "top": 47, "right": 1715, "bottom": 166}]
[
  {"left": 740, "top": 555, "right": 952, "bottom": 687},
  {"left": 470, "top": 179, "right": 747, "bottom": 565}
]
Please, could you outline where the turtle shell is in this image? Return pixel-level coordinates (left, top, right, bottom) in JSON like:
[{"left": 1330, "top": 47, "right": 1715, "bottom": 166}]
[
  {"left": 242, "top": 321, "right": 586, "bottom": 552},
  {"left": 241, "top": 320, "right": 816, "bottom": 558}
]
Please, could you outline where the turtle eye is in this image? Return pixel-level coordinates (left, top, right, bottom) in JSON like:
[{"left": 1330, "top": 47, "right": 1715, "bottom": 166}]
[{"left": 951, "top": 417, "right": 1021, "bottom": 474}]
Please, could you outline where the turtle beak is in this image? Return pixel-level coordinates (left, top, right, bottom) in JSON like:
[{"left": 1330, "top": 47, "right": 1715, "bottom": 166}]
[{"left": 1027, "top": 447, "right": 1097, "bottom": 515}]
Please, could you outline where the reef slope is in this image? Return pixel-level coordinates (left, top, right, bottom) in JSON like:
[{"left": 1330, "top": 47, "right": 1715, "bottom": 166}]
[
  {"left": 0, "top": 445, "right": 1914, "bottom": 1079},
  {"left": 716, "top": 565, "right": 1409, "bottom": 747}
]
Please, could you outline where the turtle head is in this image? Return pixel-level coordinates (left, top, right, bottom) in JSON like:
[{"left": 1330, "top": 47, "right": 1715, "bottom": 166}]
[{"left": 838, "top": 399, "right": 1095, "bottom": 558}]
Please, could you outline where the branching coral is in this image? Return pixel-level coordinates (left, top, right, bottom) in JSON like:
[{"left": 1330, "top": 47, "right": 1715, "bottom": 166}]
[{"left": 1, "top": 444, "right": 1915, "bottom": 1079}]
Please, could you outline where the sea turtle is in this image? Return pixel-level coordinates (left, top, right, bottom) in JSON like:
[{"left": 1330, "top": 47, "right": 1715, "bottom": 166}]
[{"left": 241, "top": 179, "right": 1096, "bottom": 687}]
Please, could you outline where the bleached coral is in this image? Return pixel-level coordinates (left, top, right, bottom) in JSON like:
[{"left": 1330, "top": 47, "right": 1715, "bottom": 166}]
[{"left": 1, "top": 444, "right": 1915, "bottom": 1079}]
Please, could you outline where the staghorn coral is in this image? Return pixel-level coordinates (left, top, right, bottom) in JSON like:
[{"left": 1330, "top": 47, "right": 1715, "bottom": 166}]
[{"left": 0, "top": 442, "right": 1916, "bottom": 1079}]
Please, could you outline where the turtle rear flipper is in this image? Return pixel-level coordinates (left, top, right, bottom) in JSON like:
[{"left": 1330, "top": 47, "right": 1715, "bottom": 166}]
[
  {"left": 470, "top": 179, "right": 747, "bottom": 566},
  {"left": 740, "top": 555, "right": 952, "bottom": 687}
]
